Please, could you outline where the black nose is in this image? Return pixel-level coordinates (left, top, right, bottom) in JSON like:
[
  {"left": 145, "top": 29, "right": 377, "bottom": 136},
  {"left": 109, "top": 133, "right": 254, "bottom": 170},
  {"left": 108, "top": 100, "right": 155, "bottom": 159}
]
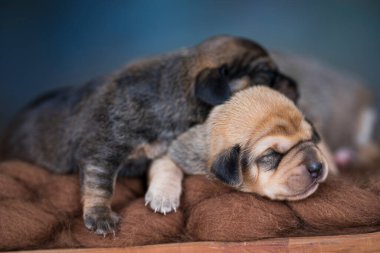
[{"left": 307, "top": 162, "right": 323, "bottom": 179}]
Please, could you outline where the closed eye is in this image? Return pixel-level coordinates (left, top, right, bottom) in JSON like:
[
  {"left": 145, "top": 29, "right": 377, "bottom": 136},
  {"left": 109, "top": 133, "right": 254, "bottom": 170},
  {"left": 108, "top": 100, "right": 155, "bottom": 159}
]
[
  {"left": 257, "top": 149, "right": 283, "bottom": 170},
  {"left": 218, "top": 64, "right": 229, "bottom": 78}
]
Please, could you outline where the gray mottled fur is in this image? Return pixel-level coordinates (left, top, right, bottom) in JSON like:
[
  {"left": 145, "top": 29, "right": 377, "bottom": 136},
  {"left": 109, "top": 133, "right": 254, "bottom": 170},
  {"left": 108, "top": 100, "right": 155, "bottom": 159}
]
[
  {"left": 0, "top": 35, "right": 298, "bottom": 235},
  {"left": 168, "top": 124, "right": 209, "bottom": 175}
]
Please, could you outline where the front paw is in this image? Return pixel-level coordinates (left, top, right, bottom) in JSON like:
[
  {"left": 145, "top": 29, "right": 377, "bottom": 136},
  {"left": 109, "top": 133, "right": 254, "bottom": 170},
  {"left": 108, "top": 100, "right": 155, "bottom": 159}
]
[
  {"left": 83, "top": 206, "right": 120, "bottom": 236},
  {"left": 145, "top": 184, "right": 181, "bottom": 215}
]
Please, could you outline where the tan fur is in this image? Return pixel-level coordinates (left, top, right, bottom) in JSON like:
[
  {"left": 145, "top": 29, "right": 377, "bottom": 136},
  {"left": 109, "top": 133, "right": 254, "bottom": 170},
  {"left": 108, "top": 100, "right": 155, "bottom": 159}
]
[
  {"left": 82, "top": 195, "right": 111, "bottom": 211},
  {"left": 82, "top": 184, "right": 112, "bottom": 210},
  {"left": 128, "top": 141, "right": 168, "bottom": 161},
  {"left": 207, "top": 86, "right": 310, "bottom": 163},
  {"left": 205, "top": 86, "right": 330, "bottom": 200}
]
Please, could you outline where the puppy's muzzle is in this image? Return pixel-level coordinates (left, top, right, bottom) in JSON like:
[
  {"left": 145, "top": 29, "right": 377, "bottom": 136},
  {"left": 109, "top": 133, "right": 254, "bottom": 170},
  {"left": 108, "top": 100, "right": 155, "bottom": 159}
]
[
  {"left": 306, "top": 161, "right": 323, "bottom": 180},
  {"left": 300, "top": 142, "right": 327, "bottom": 182}
]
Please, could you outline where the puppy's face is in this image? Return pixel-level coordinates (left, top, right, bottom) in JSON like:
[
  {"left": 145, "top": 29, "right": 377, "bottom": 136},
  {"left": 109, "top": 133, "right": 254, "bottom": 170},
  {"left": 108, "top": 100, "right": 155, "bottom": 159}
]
[
  {"left": 192, "top": 35, "right": 299, "bottom": 106},
  {"left": 207, "top": 86, "right": 328, "bottom": 201}
]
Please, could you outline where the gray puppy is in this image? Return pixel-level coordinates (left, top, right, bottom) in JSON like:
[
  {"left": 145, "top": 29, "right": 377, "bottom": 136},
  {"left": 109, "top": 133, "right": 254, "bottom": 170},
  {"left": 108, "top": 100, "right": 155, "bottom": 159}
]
[{"left": 0, "top": 35, "right": 298, "bottom": 236}]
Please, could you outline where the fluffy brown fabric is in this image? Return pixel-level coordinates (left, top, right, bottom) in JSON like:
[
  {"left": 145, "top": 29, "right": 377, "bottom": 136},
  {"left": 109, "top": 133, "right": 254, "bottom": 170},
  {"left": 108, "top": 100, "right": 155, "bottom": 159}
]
[
  {"left": 186, "top": 192, "right": 300, "bottom": 241},
  {"left": 288, "top": 179, "right": 380, "bottom": 229},
  {"left": 0, "top": 161, "right": 379, "bottom": 251}
]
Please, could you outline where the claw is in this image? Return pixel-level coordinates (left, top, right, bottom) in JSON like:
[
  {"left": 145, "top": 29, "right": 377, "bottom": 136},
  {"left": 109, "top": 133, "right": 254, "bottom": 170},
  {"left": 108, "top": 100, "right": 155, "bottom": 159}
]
[
  {"left": 161, "top": 199, "right": 164, "bottom": 214},
  {"left": 173, "top": 207, "right": 177, "bottom": 212},
  {"left": 145, "top": 201, "right": 149, "bottom": 206},
  {"left": 154, "top": 208, "right": 158, "bottom": 213}
]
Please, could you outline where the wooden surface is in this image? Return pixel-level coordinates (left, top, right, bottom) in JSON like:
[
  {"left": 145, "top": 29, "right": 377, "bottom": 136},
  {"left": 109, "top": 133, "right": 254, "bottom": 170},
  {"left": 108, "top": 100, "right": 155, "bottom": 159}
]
[{"left": 13, "top": 231, "right": 380, "bottom": 253}]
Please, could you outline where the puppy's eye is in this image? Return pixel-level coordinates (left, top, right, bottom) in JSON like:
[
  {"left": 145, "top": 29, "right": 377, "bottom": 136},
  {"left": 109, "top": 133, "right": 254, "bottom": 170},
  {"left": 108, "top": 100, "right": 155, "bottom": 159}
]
[
  {"left": 264, "top": 149, "right": 280, "bottom": 156},
  {"left": 257, "top": 150, "right": 283, "bottom": 170},
  {"left": 218, "top": 65, "right": 229, "bottom": 78},
  {"left": 254, "top": 62, "right": 272, "bottom": 72},
  {"left": 250, "top": 70, "right": 278, "bottom": 86}
]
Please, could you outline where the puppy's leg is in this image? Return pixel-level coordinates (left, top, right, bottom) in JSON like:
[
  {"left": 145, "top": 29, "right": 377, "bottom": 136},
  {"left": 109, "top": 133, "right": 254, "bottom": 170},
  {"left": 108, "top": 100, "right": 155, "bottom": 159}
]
[
  {"left": 145, "top": 156, "right": 183, "bottom": 214},
  {"left": 81, "top": 164, "right": 120, "bottom": 236}
]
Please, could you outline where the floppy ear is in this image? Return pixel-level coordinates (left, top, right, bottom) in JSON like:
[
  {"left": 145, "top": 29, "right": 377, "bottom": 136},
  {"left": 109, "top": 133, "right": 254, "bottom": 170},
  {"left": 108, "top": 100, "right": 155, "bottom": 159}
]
[
  {"left": 210, "top": 145, "right": 242, "bottom": 186},
  {"left": 195, "top": 67, "right": 232, "bottom": 105},
  {"left": 271, "top": 73, "right": 299, "bottom": 104}
]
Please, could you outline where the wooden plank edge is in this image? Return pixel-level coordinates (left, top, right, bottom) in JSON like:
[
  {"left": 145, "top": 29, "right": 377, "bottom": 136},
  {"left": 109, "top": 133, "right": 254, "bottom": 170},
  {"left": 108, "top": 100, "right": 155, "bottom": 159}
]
[{"left": 10, "top": 231, "right": 380, "bottom": 253}]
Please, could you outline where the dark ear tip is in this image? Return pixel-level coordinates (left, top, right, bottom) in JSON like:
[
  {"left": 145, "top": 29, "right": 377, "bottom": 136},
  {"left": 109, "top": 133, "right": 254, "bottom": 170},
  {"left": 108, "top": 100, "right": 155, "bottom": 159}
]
[
  {"left": 211, "top": 144, "right": 242, "bottom": 186},
  {"left": 231, "top": 144, "right": 241, "bottom": 155}
]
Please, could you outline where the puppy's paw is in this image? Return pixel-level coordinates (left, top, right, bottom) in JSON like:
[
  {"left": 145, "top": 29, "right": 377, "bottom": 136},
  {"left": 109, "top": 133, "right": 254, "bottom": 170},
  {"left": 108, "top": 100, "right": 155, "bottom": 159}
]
[
  {"left": 83, "top": 207, "right": 120, "bottom": 236},
  {"left": 145, "top": 184, "right": 181, "bottom": 215}
]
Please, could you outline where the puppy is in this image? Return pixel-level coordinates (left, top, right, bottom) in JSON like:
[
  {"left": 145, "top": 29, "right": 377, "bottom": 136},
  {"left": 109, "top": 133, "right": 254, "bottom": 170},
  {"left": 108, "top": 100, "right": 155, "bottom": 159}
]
[
  {"left": 145, "top": 86, "right": 330, "bottom": 214},
  {"left": 0, "top": 35, "right": 298, "bottom": 235}
]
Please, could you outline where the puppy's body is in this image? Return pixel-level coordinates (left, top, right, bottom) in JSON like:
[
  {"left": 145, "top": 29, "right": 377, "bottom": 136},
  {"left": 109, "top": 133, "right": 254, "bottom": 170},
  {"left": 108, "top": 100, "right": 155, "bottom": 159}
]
[
  {"left": 1, "top": 55, "right": 201, "bottom": 175},
  {"left": 146, "top": 86, "right": 330, "bottom": 213},
  {"left": 0, "top": 36, "right": 298, "bottom": 235}
]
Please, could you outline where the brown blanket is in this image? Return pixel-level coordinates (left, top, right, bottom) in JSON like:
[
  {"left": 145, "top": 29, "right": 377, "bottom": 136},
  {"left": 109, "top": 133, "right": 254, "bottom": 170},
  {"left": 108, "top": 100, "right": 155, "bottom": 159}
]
[{"left": 0, "top": 161, "right": 380, "bottom": 251}]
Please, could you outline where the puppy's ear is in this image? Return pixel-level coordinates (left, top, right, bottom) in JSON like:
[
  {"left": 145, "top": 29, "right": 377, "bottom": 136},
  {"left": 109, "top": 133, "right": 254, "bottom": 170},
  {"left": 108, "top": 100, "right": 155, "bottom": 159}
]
[
  {"left": 195, "top": 67, "right": 232, "bottom": 105},
  {"left": 271, "top": 73, "right": 299, "bottom": 104},
  {"left": 210, "top": 145, "right": 242, "bottom": 186}
]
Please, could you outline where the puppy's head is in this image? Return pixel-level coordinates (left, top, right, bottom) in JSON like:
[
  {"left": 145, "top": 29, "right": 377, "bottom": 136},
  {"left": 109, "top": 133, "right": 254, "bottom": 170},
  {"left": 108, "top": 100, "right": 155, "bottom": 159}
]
[
  {"left": 207, "top": 86, "right": 328, "bottom": 201},
  {"left": 192, "top": 35, "right": 299, "bottom": 106}
]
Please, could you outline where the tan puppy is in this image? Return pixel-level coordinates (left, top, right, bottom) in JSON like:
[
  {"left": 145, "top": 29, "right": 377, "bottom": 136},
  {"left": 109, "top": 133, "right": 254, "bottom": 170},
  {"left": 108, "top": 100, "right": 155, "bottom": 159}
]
[{"left": 145, "top": 86, "right": 331, "bottom": 213}]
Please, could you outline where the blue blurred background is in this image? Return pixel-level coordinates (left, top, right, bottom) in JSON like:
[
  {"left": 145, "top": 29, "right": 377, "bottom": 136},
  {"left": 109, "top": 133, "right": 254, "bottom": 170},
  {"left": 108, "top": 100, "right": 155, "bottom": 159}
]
[{"left": 0, "top": 0, "right": 379, "bottom": 130}]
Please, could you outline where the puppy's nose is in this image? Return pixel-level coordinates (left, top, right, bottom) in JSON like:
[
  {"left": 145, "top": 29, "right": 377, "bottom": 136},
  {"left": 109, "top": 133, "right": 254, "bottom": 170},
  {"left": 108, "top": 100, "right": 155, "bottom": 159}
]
[{"left": 307, "top": 162, "right": 323, "bottom": 179}]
